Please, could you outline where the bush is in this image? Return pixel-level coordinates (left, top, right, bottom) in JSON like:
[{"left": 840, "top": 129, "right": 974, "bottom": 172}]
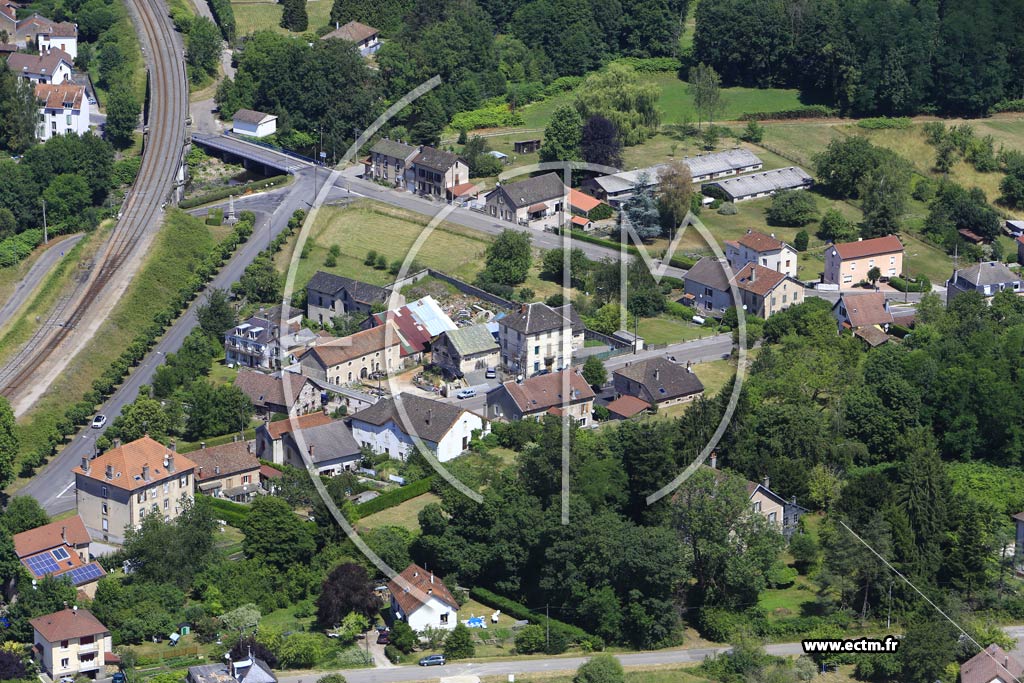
[
  {"left": 383, "top": 644, "right": 401, "bottom": 664},
  {"left": 179, "top": 176, "right": 288, "bottom": 209},
  {"left": 716, "top": 202, "right": 737, "bottom": 215},
  {"left": 794, "top": 229, "right": 809, "bottom": 252},
  {"left": 208, "top": 0, "right": 236, "bottom": 41},
  {"left": 697, "top": 607, "right": 747, "bottom": 642},
  {"left": 515, "top": 624, "right": 547, "bottom": 654},
  {"left": 889, "top": 275, "right": 931, "bottom": 293},
  {"left": 206, "top": 208, "right": 223, "bottom": 226},
  {"left": 766, "top": 190, "right": 818, "bottom": 227},
  {"left": 610, "top": 56, "right": 681, "bottom": 72},
  {"left": 588, "top": 203, "right": 614, "bottom": 221},
  {"left": 592, "top": 404, "right": 611, "bottom": 421},
  {"left": 856, "top": 116, "right": 912, "bottom": 129},
  {"left": 574, "top": 653, "right": 624, "bottom": 683},
  {"left": 992, "top": 99, "right": 1024, "bottom": 113},
  {"left": 739, "top": 105, "right": 836, "bottom": 121},
  {"left": 444, "top": 623, "right": 475, "bottom": 660},
  {"left": 451, "top": 103, "right": 525, "bottom": 131}
]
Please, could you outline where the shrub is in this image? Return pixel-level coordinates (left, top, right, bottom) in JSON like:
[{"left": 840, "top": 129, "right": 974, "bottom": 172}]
[
  {"left": 355, "top": 477, "right": 434, "bottom": 516},
  {"left": 717, "top": 202, "right": 737, "bottom": 215},
  {"left": 856, "top": 116, "right": 912, "bottom": 129},
  {"left": 469, "top": 588, "right": 597, "bottom": 651},
  {"left": 574, "top": 653, "right": 624, "bottom": 683},
  {"left": 178, "top": 176, "right": 288, "bottom": 209},
  {"left": 611, "top": 56, "right": 681, "bottom": 72},
  {"left": 444, "top": 623, "right": 475, "bottom": 660},
  {"left": 592, "top": 405, "right": 611, "bottom": 421},
  {"left": 515, "top": 625, "right": 546, "bottom": 654},
  {"left": 739, "top": 105, "right": 836, "bottom": 121},
  {"left": 588, "top": 203, "right": 614, "bottom": 221},
  {"left": 794, "top": 229, "right": 809, "bottom": 251},
  {"left": 766, "top": 190, "right": 818, "bottom": 227},
  {"left": 451, "top": 103, "right": 525, "bottom": 131},
  {"left": 208, "top": 0, "right": 236, "bottom": 41},
  {"left": 992, "top": 99, "right": 1024, "bottom": 113},
  {"left": 889, "top": 275, "right": 931, "bottom": 293}
]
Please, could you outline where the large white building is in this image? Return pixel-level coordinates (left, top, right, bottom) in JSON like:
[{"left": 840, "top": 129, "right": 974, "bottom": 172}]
[
  {"left": 348, "top": 393, "right": 485, "bottom": 462},
  {"left": 7, "top": 48, "right": 73, "bottom": 84},
  {"left": 35, "top": 82, "right": 90, "bottom": 141}
]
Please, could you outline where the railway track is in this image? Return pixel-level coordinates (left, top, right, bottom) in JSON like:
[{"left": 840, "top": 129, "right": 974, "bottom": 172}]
[{"left": 0, "top": 0, "right": 187, "bottom": 402}]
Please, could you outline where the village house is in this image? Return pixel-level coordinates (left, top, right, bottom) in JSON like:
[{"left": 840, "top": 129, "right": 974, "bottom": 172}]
[
  {"left": 74, "top": 437, "right": 196, "bottom": 544},
  {"left": 604, "top": 394, "right": 652, "bottom": 420},
  {"left": 960, "top": 644, "right": 1024, "bottom": 683},
  {"left": 349, "top": 393, "right": 485, "bottom": 462},
  {"left": 732, "top": 263, "right": 805, "bottom": 318},
  {"left": 705, "top": 456, "right": 799, "bottom": 533},
  {"left": 486, "top": 369, "right": 595, "bottom": 425},
  {"left": 34, "top": 82, "right": 89, "bottom": 141},
  {"left": 388, "top": 563, "right": 459, "bottom": 632},
  {"left": 946, "top": 261, "right": 1024, "bottom": 304},
  {"left": 725, "top": 229, "right": 799, "bottom": 278},
  {"left": 298, "top": 322, "right": 404, "bottom": 385},
  {"left": 31, "top": 607, "right": 114, "bottom": 680},
  {"left": 432, "top": 324, "right": 500, "bottom": 379},
  {"left": 224, "top": 315, "right": 279, "bottom": 370},
  {"left": 411, "top": 147, "right": 468, "bottom": 198},
  {"left": 7, "top": 48, "right": 73, "bottom": 84},
  {"left": 703, "top": 166, "right": 813, "bottom": 203},
  {"left": 1018, "top": 236, "right": 1024, "bottom": 266},
  {"left": 484, "top": 172, "right": 567, "bottom": 225},
  {"left": 568, "top": 188, "right": 607, "bottom": 220},
  {"left": 321, "top": 20, "right": 380, "bottom": 56},
  {"left": 187, "top": 653, "right": 277, "bottom": 683},
  {"left": 255, "top": 413, "right": 362, "bottom": 475},
  {"left": 0, "top": 3, "right": 16, "bottom": 39},
  {"left": 612, "top": 357, "right": 704, "bottom": 409},
  {"left": 823, "top": 235, "right": 904, "bottom": 286},
  {"left": 189, "top": 441, "right": 263, "bottom": 502},
  {"left": 364, "top": 138, "right": 418, "bottom": 189},
  {"left": 233, "top": 368, "right": 322, "bottom": 417},
  {"left": 13, "top": 515, "right": 106, "bottom": 598},
  {"left": 364, "top": 295, "right": 457, "bottom": 362},
  {"left": 32, "top": 19, "right": 78, "bottom": 58},
  {"left": 683, "top": 257, "right": 733, "bottom": 316},
  {"left": 231, "top": 109, "right": 277, "bottom": 138},
  {"left": 306, "top": 271, "right": 394, "bottom": 323},
  {"left": 832, "top": 291, "right": 894, "bottom": 332},
  {"left": 498, "top": 302, "right": 584, "bottom": 375}
]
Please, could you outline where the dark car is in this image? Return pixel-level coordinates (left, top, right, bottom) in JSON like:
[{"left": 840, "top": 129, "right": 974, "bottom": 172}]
[
  {"left": 419, "top": 654, "right": 446, "bottom": 666},
  {"left": 376, "top": 630, "right": 390, "bottom": 645}
]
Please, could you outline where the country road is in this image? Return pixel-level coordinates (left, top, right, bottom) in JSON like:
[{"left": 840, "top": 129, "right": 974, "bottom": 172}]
[{"left": 0, "top": 234, "right": 83, "bottom": 326}]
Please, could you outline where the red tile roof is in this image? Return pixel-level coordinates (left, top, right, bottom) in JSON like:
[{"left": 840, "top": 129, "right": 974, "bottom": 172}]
[
  {"left": 260, "top": 464, "right": 284, "bottom": 479},
  {"left": 448, "top": 182, "right": 478, "bottom": 198},
  {"left": 300, "top": 322, "right": 400, "bottom": 368},
  {"left": 264, "top": 412, "right": 333, "bottom": 439},
  {"left": 960, "top": 644, "right": 1024, "bottom": 683},
  {"left": 570, "top": 215, "right": 590, "bottom": 227},
  {"left": 606, "top": 395, "right": 650, "bottom": 418},
  {"left": 832, "top": 235, "right": 904, "bottom": 260},
  {"left": 74, "top": 437, "right": 196, "bottom": 491},
  {"left": 188, "top": 442, "right": 260, "bottom": 482},
  {"left": 731, "top": 263, "right": 786, "bottom": 297},
  {"left": 30, "top": 608, "right": 109, "bottom": 642},
  {"left": 569, "top": 188, "right": 603, "bottom": 213},
  {"left": 388, "top": 563, "right": 458, "bottom": 618},
  {"left": 34, "top": 82, "right": 84, "bottom": 110},
  {"left": 737, "top": 230, "right": 784, "bottom": 252},
  {"left": 501, "top": 370, "right": 595, "bottom": 414},
  {"left": 837, "top": 291, "right": 893, "bottom": 328},
  {"left": 12, "top": 515, "right": 90, "bottom": 558}
]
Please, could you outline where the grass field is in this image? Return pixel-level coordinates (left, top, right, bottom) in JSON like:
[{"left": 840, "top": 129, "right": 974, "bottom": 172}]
[
  {"left": 7, "top": 211, "right": 219, "bottom": 483},
  {"left": 691, "top": 358, "right": 736, "bottom": 398},
  {"left": 636, "top": 316, "right": 709, "bottom": 345},
  {"left": 356, "top": 492, "right": 441, "bottom": 532},
  {"left": 651, "top": 73, "right": 805, "bottom": 126},
  {"left": 231, "top": 0, "right": 333, "bottom": 35}
]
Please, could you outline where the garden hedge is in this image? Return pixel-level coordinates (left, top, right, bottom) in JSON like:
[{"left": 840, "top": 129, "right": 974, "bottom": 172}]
[
  {"left": 469, "top": 587, "right": 601, "bottom": 650},
  {"left": 355, "top": 476, "right": 435, "bottom": 516}
]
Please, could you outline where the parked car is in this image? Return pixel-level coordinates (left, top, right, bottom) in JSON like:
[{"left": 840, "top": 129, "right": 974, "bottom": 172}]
[
  {"left": 419, "top": 654, "right": 446, "bottom": 666},
  {"left": 376, "top": 630, "right": 390, "bottom": 645},
  {"left": 485, "top": 367, "right": 496, "bottom": 379},
  {"left": 91, "top": 415, "right": 107, "bottom": 429},
  {"left": 455, "top": 388, "right": 477, "bottom": 399}
]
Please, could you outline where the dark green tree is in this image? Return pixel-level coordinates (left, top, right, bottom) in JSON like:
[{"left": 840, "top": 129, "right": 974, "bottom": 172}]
[
  {"left": 280, "top": 0, "right": 309, "bottom": 31},
  {"left": 444, "top": 623, "right": 475, "bottom": 659},
  {"left": 0, "top": 396, "right": 18, "bottom": 489},
  {"left": 241, "top": 496, "right": 316, "bottom": 571},
  {"left": 1, "top": 496, "right": 50, "bottom": 535},
  {"left": 765, "top": 190, "right": 817, "bottom": 227},
  {"left": 105, "top": 86, "right": 140, "bottom": 148},
  {"left": 574, "top": 653, "right": 624, "bottom": 683},
  {"left": 582, "top": 356, "right": 608, "bottom": 388},
  {"left": 581, "top": 115, "right": 622, "bottom": 169},
  {"left": 482, "top": 229, "right": 532, "bottom": 286},
  {"left": 186, "top": 17, "right": 222, "bottom": 78},
  {"left": 539, "top": 105, "right": 582, "bottom": 163},
  {"left": 196, "top": 289, "right": 236, "bottom": 339}
]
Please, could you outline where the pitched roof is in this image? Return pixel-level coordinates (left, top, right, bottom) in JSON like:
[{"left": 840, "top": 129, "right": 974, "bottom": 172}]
[
  {"left": 685, "top": 257, "right": 732, "bottom": 292},
  {"left": 13, "top": 515, "right": 90, "bottom": 558},
  {"left": 7, "top": 48, "right": 73, "bottom": 77},
  {"left": 234, "top": 369, "right": 313, "bottom": 410},
  {"left": 732, "top": 263, "right": 786, "bottom": 297},
  {"left": 188, "top": 442, "right": 260, "bottom": 482},
  {"left": 706, "top": 166, "right": 813, "bottom": 199},
  {"left": 570, "top": 215, "right": 590, "bottom": 227},
  {"left": 264, "top": 412, "right": 333, "bottom": 440},
  {"left": 349, "top": 393, "right": 469, "bottom": 444},
  {"left": 499, "top": 302, "right": 582, "bottom": 336},
  {"left": 736, "top": 229, "right": 785, "bottom": 253},
  {"left": 297, "top": 419, "right": 361, "bottom": 463},
  {"left": 835, "top": 292, "right": 893, "bottom": 328},
  {"left": 369, "top": 138, "right": 418, "bottom": 160},
  {"left": 953, "top": 261, "right": 1022, "bottom": 287},
  {"left": 412, "top": 146, "right": 461, "bottom": 172},
  {"left": 232, "top": 108, "right": 276, "bottom": 125},
  {"left": 448, "top": 181, "right": 478, "bottom": 198},
  {"left": 322, "top": 20, "right": 378, "bottom": 43},
  {"left": 388, "top": 563, "right": 459, "bottom": 617},
  {"left": 606, "top": 395, "right": 650, "bottom": 418},
  {"left": 372, "top": 308, "right": 431, "bottom": 356},
  {"left": 613, "top": 357, "right": 704, "bottom": 402},
  {"left": 497, "top": 370, "right": 595, "bottom": 414},
  {"left": 306, "top": 271, "right": 389, "bottom": 304},
  {"left": 442, "top": 324, "right": 498, "bottom": 357},
  {"left": 30, "top": 608, "right": 109, "bottom": 642},
  {"left": 36, "top": 20, "right": 77, "bottom": 37},
  {"left": 34, "top": 82, "right": 84, "bottom": 110},
  {"left": 74, "top": 437, "right": 197, "bottom": 491},
  {"left": 960, "top": 644, "right": 1024, "bottom": 683},
  {"left": 831, "top": 235, "right": 904, "bottom": 260},
  {"left": 300, "top": 322, "right": 401, "bottom": 368},
  {"left": 854, "top": 325, "right": 890, "bottom": 347},
  {"left": 260, "top": 464, "right": 283, "bottom": 479},
  {"left": 569, "top": 188, "right": 603, "bottom": 213},
  {"left": 592, "top": 148, "right": 764, "bottom": 195},
  {"left": 489, "top": 172, "right": 566, "bottom": 209}
]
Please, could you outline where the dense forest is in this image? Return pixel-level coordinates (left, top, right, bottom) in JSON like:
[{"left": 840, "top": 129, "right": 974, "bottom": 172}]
[{"left": 693, "top": 0, "right": 1024, "bottom": 116}]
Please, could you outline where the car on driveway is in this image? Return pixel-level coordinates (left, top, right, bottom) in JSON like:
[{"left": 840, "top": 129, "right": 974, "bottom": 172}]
[
  {"left": 91, "top": 415, "right": 107, "bottom": 429},
  {"left": 455, "top": 388, "right": 477, "bottom": 399},
  {"left": 376, "top": 630, "right": 390, "bottom": 645},
  {"left": 419, "top": 654, "right": 445, "bottom": 666}
]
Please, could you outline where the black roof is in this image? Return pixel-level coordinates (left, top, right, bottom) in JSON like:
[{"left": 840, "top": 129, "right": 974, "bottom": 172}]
[
  {"left": 489, "top": 172, "right": 566, "bottom": 209},
  {"left": 349, "top": 393, "right": 468, "bottom": 444},
  {"left": 500, "top": 303, "right": 582, "bottom": 335},
  {"left": 614, "top": 357, "right": 704, "bottom": 401},
  {"left": 412, "top": 146, "right": 462, "bottom": 171},
  {"left": 306, "top": 271, "right": 389, "bottom": 304}
]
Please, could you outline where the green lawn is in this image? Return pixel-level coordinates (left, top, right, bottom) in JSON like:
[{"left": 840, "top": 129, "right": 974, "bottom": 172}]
[
  {"left": 231, "top": 0, "right": 333, "bottom": 35},
  {"left": 691, "top": 358, "right": 736, "bottom": 398},
  {"left": 651, "top": 73, "right": 805, "bottom": 126},
  {"left": 637, "top": 316, "right": 709, "bottom": 345},
  {"left": 356, "top": 492, "right": 441, "bottom": 533},
  {"left": 758, "top": 580, "right": 819, "bottom": 621}
]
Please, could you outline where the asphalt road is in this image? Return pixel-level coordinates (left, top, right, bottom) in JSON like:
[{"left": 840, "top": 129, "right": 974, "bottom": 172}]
[
  {"left": 21, "top": 169, "right": 333, "bottom": 515},
  {"left": 0, "top": 234, "right": 84, "bottom": 325}
]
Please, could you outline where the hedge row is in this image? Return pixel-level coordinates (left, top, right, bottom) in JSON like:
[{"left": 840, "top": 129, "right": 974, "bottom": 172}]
[
  {"left": 208, "top": 0, "right": 236, "bottom": 42},
  {"left": 992, "top": 99, "right": 1024, "bottom": 113},
  {"left": 561, "top": 228, "right": 642, "bottom": 258},
  {"left": 469, "top": 587, "right": 601, "bottom": 650},
  {"left": 888, "top": 275, "right": 931, "bottom": 292},
  {"left": 0, "top": 228, "right": 44, "bottom": 268},
  {"left": 668, "top": 254, "right": 697, "bottom": 269},
  {"left": 19, "top": 215, "right": 256, "bottom": 478},
  {"left": 856, "top": 116, "right": 912, "bottom": 129},
  {"left": 611, "top": 56, "right": 682, "bottom": 73},
  {"left": 179, "top": 175, "right": 289, "bottom": 209},
  {"left": 739, "top": 105, "right": 837, "bottom": 121},
  {"left": 355, "top": 476, "right": 435, "bottom": 516},
  {"left": 698, "top": 606, "right": 853, "bottom": 642},
  {"left": 450, "top": 103, "right": 526, "bottom": 131},
  {"left": 205, "top": 495, "right": 251, "bottom": 527}
]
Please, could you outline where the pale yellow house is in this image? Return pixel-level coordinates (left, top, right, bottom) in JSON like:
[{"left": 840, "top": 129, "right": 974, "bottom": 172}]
[
  {"left": 299, "top": 322, "right": 403, "bottom": 386},
  {"left": 824, "top": 235, "right": 904, "bottom": 286},
  {"left": 731, "top": 263, "right": 805, "bottom": 318},
  {"left": 74, "top": 437, "right": 197, "bottom": 544},
  {"left": 31, "top": 608, "right": 113, "bottom": 679}
]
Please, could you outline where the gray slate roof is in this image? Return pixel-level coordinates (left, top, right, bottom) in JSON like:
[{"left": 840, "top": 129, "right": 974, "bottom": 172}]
[
  {"left": 229, "top": 316, "right": 275, "bottom": 344},
  {"left": 614, "top": 357, "right": 704, "bottom": 401},
  {"left": 444, "top": 324, "right": 498, "bottom": 357},
  {"left": 371, "top": 138, "right": 418, "bottom": 160},
  {"left": 349, "top": 393, "right": 467, "bottom": 444},
  {"left": 413, "top": 146, "right": 461, "bottom": 171},
  {"left": 233, "top": 109, "right": 275, "bottom": 125},
  {"left": 299, "top": 420, "right": 361, "bottom": 463},
  {"left": 952, "top": 261, "right": 1022, "bottom": 287},
  {"left": 307, "top": 271, "right": 389, "bottom": 304},
  {"left": 490, "top": 172, "right": 566, "bottom": 209},
  {"left": 500, "top": 303, "right": 582, "bottom": 336},
  {"left": 685, "top": 257, "right": 731, "bottom": 292}
]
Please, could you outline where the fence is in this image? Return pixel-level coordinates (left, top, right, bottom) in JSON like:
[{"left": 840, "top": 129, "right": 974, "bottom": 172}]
[{"left": 583, "top": 328, "right": 632, "bottom": 349}]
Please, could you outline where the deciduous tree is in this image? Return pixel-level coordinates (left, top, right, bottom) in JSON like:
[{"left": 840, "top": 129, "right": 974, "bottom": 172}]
[
  {"left": 316, "top": 562, "right": 379, "bottom": 628},
  {"left": 241, "top": 496, "right": 315, "bottom": 571}
]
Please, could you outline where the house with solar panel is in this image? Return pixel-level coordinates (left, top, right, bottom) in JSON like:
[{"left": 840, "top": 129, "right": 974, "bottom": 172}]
[{"left": 13, "top": 515, "right": 106, "bottom": 597}]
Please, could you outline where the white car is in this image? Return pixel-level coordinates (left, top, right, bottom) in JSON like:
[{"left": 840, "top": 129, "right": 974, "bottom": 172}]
[
  {"left": 455, "top": 388, "right": 477, "bottom": 399},
  {"left": 91, "top": 415, "right": 107, "bottom": 429}
]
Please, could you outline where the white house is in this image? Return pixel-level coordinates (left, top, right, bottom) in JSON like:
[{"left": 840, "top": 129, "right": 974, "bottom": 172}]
[
  {"left": 7, "top": 48, "right": 73, "bottom": 84},
  {"left": 35, "top": 83, "right": 90, "bottom": 141},
  {"left": 232, "top": 109, "right": 278, "bottom": 138},
  {"left": 34, "top": 21, "right": 78, "bottom": 60},
  {"left": 725, "top": 229, "right": 799, "bottom": 278},
  {"left": 348, "top": 393, "right": 484, "bottom": 462},
  {"left": 388, "top": 564, "right": 459, "bottom": 632}
]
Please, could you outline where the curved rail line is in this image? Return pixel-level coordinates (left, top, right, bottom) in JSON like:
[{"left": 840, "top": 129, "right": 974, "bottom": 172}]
[{"left": 0, "top": 0, "right": 187, "bottom": 399}]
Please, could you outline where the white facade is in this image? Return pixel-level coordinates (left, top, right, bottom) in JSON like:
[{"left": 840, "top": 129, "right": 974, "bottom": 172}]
[
  {"left": 232, "top": 112, "right": 278, "bottom": 138},
  {"left": 350, "top": 411, "right": 484, "bottom": 462},
  {"left": 36, "top": 84, "right": 90, "bottom": 141},
  {"left": 395, "top": 594, "right": 458, "bottom": 632},
  {"left": 726, "top": 241, "right": 799, "bottom": 278},
  {"left": 37, "top": 33, "right": 78, "bottom": 60}
]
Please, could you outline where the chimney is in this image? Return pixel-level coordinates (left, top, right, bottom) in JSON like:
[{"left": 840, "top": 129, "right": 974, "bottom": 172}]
[
  {"left": 431, "top": 572, "right": 434, "bottom": 584},
  {"left": 247, "top": 441, "right": 254, "bottom": 455},
  {"left": 654, "top": 368, "right": 660, "bottom": 381},
  {"left": 168, "top": 453, "right": 175, "bottom": 472},
  {"left": 710, "top": 452, "right": 717, "bottom": 469},
  {"left": 425, "top": 409, "right": 431, "bottom": 425},
  {"left": 81, "top": 457, "right": 89, "bottom": 474},
  {"left": 170, "top": 440, "right": 177, "bottom": 452},
  {"left": 142, "top": 464, "right": 150, "bottom": 481},
  {"left": 198, "top": 466, "right": 203, "bottom": 477},
  {"left": 201, "top": 442, "right": 206, "bottom": 449},
  {"left": 762, "top": 475, "right": 770, "bottom": 489},
  {"left": 749, "top": 267, "right": 755, "bottom": 283},
  {"left": 61, "top": 526, "right": 67, "bottom": 544},
  {"left": 214, "top": 465, "right": 220, "bottom": 475},
  {"left": 105, "top": 464, "right": 113, "bottom": 480},
  {"left": 113, "top": 438, "right": 121, "bottom": 448}
]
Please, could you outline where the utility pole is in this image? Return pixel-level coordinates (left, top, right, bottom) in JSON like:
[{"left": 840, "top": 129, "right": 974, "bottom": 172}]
[
  {"left": 886, "top": 581, "right": 893, "bottom": 629},
  {"left": 41, "top": 199, "right": 48, "bottom": 244},
  {"left": 545, "top": 604, "right": 549, "bottom": 652}
]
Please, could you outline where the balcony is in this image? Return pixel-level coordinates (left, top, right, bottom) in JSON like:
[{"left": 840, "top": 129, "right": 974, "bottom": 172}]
[{"left": 77, "top": 641, "right": 99, "bottom": 654}]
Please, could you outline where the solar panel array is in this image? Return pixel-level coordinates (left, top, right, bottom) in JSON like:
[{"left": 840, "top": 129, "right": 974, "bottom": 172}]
[
  {"left": 51, "top": 547, "right": 70, "bottom": 561},
  {"left": 24, "top": 553, "right": 60, "bottom": 577},
  {"left": 67, "top": 563, "right": 104, "bottom": 585}
]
